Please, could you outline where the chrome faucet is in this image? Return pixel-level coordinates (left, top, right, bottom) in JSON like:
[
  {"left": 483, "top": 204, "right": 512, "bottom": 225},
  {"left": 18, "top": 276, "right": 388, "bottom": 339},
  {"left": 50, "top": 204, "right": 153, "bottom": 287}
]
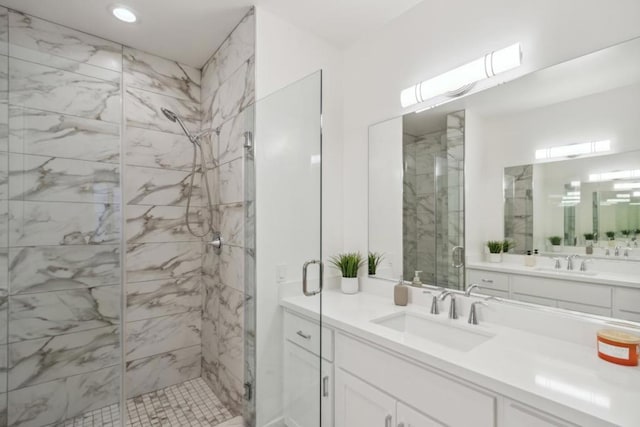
[
  {"left": 566, "top": 254, "right": 578, "bottom": 271},
  {"left": 438, "top": 290, "right": 457, "bottom": 319},
  {"left": 615, "top": 245, "right": 621, "bottom": 256},
  {"left": 552, "top": 257, "right": 562, "bottom": 269},
  {"left": 464, "top": 283, "right": 481, "bottom": 297},
  {"left": 468, "top": 301, "right": 488, "bottom": 325},
  {"left": 422, "top": 289, "right": 441, "bottom": 315},
  {"left": 625, "top": 248, "right": 632, "bottom": 257},
  {"left": 580, "top": 259, "right": 593, "bottom": 272}
]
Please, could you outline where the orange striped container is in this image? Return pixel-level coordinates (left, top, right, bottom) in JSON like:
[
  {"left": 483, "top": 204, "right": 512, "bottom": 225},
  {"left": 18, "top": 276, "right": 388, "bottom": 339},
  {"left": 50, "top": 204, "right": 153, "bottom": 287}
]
[{"left": 597, "top": 329, "right": 640, "bottom": 366}]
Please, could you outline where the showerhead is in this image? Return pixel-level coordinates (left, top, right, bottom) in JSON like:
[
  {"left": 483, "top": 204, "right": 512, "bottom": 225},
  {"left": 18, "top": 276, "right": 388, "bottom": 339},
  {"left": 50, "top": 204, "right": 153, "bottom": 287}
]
[{"left": 161, "top": 107, "right": 178, "bottom": 122}]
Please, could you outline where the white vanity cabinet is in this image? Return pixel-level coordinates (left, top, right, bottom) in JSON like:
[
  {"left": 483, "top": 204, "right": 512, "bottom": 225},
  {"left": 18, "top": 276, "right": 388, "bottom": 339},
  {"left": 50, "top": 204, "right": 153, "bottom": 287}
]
[
  {"left": 613, "top": 287, "right": 640, "bottom": 322},
  {"left": 501, "top": 400, "right": 582, "bottom": 427},
  {"left": 466, "top": 267, "right": 618, "bottom": 317},
  {"left": 283, "top": 310, "right": 334, "bottom": 427},
  {"left": 335, "top": 333, "right": 495, "bottom": 427}
]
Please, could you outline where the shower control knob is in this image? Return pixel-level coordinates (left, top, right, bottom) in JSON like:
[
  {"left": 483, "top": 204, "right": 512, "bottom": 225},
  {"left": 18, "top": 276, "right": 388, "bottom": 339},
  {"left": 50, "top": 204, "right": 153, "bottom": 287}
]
[{"left": 209, "top": 233, "right": 223, "bottom": 249}]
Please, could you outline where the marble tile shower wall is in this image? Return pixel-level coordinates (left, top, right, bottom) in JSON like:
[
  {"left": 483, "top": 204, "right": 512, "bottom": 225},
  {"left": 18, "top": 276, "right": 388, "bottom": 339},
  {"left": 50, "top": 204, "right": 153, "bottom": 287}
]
[
  {"left": 444, "top": 111, "right": 465, "bottom": 290},
  {"left": 504, "top": 164, "right": 534, "bottom": 253},
  {"left": 2, "top": 9, "right": 123, "bottom": 427},
  {"left": 123, "top": 47, "right": 204, "bottom": 398},
  {"left": 200, "top": 9, "right": 255, "bottom": 417}
]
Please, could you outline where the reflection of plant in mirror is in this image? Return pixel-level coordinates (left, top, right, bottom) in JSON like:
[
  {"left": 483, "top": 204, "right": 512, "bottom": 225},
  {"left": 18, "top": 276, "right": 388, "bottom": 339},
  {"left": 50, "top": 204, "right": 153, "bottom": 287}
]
[
  {"left": 621, "top": 229, "right": 631, "bottom": 237},
  {"left": 368, "top": 252, "right": 384, "bottom": 275},
  {"left": 549, "top": 236, "right": 562, "bottom": 246},
  {"left": 487, "top": 241, "right": 503, "bottom": 254},
  {"left": 502, "top": 240, "right": 512, "bottom": 253},
  {"left": 329, "top": 252, "right": 365, "bottom": 278},
  {"left": 606, "top": 231, "right": 616, "bottom": 240},
  {"left": 635, "top": 229, "right": 640, "bottom": 236},
  {"left": 583, "top": 233, "right": 595, "bottom": 240}
]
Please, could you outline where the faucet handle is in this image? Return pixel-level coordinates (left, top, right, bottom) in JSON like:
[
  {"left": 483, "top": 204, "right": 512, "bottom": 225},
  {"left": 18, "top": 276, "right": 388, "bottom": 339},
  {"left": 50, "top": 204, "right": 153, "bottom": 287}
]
[
  {"left": 580, "top": 259, "right": 593, "bottom": 272},
  {"left": 430, "top": 295, "right": 439, "bottom": 315},
  {"left": 468, "top": 301, "right": 488, "bottom": 325},
  {"left": 552, "top": 257, "right": 562, "bottom": 269}
]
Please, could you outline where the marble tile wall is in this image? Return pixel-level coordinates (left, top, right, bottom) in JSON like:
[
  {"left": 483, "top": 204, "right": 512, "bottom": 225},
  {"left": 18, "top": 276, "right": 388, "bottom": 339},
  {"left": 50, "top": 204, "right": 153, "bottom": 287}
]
[
  {"left": 504, "top": 164, "right": 534, "bottom": 253},
  {"left": 200, "top": 8, "right": 255, "bottom": 418},
  {"left": 123, "top": 46, "right": 204, "bottom": 398},
  {"left": 3, "top": 9, "right": 123, "bottom": 426}
]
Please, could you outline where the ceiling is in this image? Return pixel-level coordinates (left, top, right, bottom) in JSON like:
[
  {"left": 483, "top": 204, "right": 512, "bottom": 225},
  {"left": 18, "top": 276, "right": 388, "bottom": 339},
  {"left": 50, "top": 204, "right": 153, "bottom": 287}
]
[{"left": 0, "top": 0, "right": 424, "bottom": 67}]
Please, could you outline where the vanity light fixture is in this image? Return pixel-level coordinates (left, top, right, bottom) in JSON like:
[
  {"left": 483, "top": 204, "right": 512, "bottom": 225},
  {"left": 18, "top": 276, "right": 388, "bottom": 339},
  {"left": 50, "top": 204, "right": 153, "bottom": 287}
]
[
  {"left": 400, "top": 43, "right": 522, "bottom": 108},
  {"left": 589, "top": 169, "right": 640, "bottom": 182},
  {"left": 614, "top": 182, "right": 640, "bottom": 190},
  {"left": 634, "top": 191, "right": 640, "bottom": 197},
  {"left": 112, "top": 6, "right": 137, "bottom": 23},
  {"left": 535, "top": 140, "right": 611, "bottom": 160}
]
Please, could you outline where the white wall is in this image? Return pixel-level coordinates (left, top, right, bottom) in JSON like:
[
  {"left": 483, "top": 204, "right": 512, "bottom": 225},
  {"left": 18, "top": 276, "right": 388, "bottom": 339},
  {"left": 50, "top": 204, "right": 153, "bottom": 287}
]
[
  {"left": 341, "top": 0, "right": 640, "bottom": 262},
  {"left": 254, "top": 7, "right": 344, "bottom": 426}
]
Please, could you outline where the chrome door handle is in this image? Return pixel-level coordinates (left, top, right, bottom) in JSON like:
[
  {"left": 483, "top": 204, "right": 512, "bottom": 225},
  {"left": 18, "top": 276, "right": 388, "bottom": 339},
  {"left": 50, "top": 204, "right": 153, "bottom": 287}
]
[
  {"left": 302, "top": 260, "right": 324, "bottom": 296},
  {"left": 322, "top": 375, "right": 329, "bottom": 397},
  {"left": 452, "top": 245, "right": 464, "bottom": 268},
  {"left": 397, "top": 423, "right": 405, "bottom": 427},
  {"left": 296, "top": 330, "right": 311, "bottom": 340},
  {"left": 481, "top": 278, "right": 494, "bottom": 283},
  {"left": 385, "top": 415, "right": 392, "bottom": 427}
]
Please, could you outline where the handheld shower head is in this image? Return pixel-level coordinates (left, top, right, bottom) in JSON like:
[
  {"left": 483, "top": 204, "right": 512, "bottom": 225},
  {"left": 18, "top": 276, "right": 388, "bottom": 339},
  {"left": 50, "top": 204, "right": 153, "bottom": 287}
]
[{"left": 161, "top": 107, "right": 178, "bottom": 122}]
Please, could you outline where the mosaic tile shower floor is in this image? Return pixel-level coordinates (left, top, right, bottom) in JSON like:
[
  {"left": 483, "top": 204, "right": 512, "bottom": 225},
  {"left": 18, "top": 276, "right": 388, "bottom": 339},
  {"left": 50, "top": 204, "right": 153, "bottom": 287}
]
[{"left": 55, "top": 378, "right": 235, "bottom": 427}]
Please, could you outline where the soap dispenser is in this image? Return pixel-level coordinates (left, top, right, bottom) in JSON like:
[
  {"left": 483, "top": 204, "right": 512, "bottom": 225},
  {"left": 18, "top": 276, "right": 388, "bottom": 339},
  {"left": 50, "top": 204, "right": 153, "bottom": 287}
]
[
  {"left": 412, "top": 271, "right": 423, "bottom": 287},
  {"left": 394, "top": 276, "right": 408, "bottom": 306}
]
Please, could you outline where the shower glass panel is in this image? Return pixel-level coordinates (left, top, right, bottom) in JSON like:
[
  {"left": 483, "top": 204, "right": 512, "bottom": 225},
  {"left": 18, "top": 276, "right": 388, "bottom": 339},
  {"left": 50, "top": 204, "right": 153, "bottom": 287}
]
[
  {"left": 2, "top": 12, "right": 123, "bottom": 426},
  {"left": 249, "top": 71, "right": 323, "bottom": 427}
]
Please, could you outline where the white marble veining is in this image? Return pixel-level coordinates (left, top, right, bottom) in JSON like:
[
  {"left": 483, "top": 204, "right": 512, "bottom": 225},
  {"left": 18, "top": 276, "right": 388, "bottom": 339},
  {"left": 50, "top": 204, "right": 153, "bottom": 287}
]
[
  {"left": 126, "top": 204, "right": 201, "bottom": 244},
  {"left": 0, "top": 343, "right": 6, "bottom": 393},
  {"left": 219, "top": 244, "right": 244, "bottom": 293},
  {"left": 125, "top": 345, "right": 201, "bottom": 398},
  {"left": 125, "top": 164, "right": 200, "bottom": 207},
  {"left": 9, "top": 154, "right": 120, "bottom": 204},
  {"left": 125, "top": 87, "right": 199, "bottom": 135},
  {"left": 218, "top": 286, "right": 244, "bottom": 382},
  {"left": 204, "top": 57, "right": 255, "bottom": 130},
  {"left": 218, "top": 107, "right": 250, "bottom": 165},
  {"left": 7, "top": 325, "right": 119, "bottom": 390},
  {"left": 9, "top": 201, "right": 120, "bottom": 246},
  {"left": 126, "top": 241, "right": 201, "bottom": 283},
  {"left": 7, "top": 364, "right": 120, "bottom": 427},
  {"left": 0, "top": 7, "right": 8, "bottom": 56},
  {"left": 9, "top": 59, "right": 121, "bottom": 123},
  {"left": 219, "top": 202, "right": 244, "bottom": 247},
  {"left": 125, "top": 126, "right": 194, "bottom": 171},
  {"left": 126, "top": 275, "right": 201, "bottom": 322},
  {"left": 9, "top": 286, "right": 120, "bottom": 342},
  {"left": 8, "top": 11, "right": 122, "bottom": 72},
  {"left": 9, "top": 106, "right": 120, "bottom": 163},
  {"left": 126, "top": 311, "right": 201, "bottom": 361},
  {"left": 9, "top": 245, "right": 120, "bottom": 294},
  {"left": 218, "top": 158, "right": 243, "bottom": 205},
  {"left": 124, "top": 47, "right": 200, "bottom": 103},
  {"left": 0, "top": 292, "right": 7, "bottom": 345}
]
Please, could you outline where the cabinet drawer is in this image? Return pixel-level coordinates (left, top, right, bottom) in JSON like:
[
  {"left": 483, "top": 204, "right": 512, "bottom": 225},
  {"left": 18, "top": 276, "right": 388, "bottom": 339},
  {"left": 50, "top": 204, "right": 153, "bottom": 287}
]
[
  {"left": 510, "top": 275, "right": 611, "bottom": 308},
  {"left": 613, "top": 287, "right": 640, "bottom": 314},
  {"left": 557, "top": 301, "right": 611, "bottom": 317},
  {"left": 284, "top": 310, "right": 334, "bottom": 361},
  {"left": 503, "top": 400, "right": 580, "bottom": 427},
  {"left": 467, "top": 269, "right": 509, "bottom": 292},
  {"left": 336, "top": 334, "right": 495, "bottom": 426}
]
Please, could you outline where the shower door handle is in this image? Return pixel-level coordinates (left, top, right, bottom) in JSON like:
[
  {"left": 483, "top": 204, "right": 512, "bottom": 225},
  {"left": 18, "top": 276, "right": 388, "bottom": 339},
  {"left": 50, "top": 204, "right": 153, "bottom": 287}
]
[
  {"left": 302, "top": 260, "right": 323, "bottom": 296},
  {"left": 451, "top": 246, "right": 464, "bottom": 268}
]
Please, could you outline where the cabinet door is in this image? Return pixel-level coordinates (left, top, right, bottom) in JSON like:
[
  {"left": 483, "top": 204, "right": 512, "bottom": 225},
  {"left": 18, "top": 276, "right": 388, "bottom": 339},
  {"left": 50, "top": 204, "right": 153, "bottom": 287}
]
[
  {"left": 397, "top": 402, "right": 443, "bottom": 427},
  {"left": 335, "top": 369, "right": 395, "bottom": 427},
  {"left": 503, "top": 400, "right": 579, "bottom": 427},
  {"left": 284, "top": 341, "right": 321, "bottom": 427}
]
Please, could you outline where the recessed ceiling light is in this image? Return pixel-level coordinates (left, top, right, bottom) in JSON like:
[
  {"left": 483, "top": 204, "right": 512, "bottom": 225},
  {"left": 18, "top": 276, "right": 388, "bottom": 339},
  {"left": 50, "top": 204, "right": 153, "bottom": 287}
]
[{"left": 112, "top": 6, "right": 137, "bottom": 23}]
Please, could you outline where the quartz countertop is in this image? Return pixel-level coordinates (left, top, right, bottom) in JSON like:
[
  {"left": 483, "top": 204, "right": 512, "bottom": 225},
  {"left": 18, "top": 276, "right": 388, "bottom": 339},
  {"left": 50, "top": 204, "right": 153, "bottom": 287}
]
[
  {"left": 467, "top": 260, "right": 640, "bottom": 289},
  {"left": 282, "top": 289, "right": 640, "bottom": 426}
]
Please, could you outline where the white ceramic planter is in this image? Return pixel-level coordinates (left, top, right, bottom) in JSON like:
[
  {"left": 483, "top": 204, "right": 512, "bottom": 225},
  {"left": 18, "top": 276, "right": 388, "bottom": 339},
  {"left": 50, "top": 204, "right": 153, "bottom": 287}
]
[
  {"left": 341, "top": 277, "right": 359, "bottom": 294},
  {"left": 488, "top": 253, "right": 502, "bottom": 263},
  {"left": 551, "top": 245, "right": 561, "bottom": 252}
]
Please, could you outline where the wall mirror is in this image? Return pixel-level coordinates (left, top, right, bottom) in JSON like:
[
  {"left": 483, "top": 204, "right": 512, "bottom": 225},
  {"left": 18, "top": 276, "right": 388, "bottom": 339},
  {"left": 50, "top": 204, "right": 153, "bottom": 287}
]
[{"left": 368, "top": 36, "right": 640, "bottom": 321}]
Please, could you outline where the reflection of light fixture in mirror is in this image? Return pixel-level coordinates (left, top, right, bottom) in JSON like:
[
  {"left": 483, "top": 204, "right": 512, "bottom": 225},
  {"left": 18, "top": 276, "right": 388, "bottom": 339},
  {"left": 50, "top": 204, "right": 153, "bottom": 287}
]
[
  {"left": 590, "top": 169, "right": 640, "bottom": 182},
  {"left": 617, "top": 193, "right": 631, "bottom": 198},
  {"left": 570, "top": 181, "right": 581, "bottom": 187},
  {"left": 400, "top": 43, "right": 522, "bottom": 108},
  {"left": 605, "top": 199, "right": 629, "bottom": 203},
  {"left": 634, "top": 191, "right": 640, "bottom": 197},
  {"left": 614, "top": 182, "right": 640, "bottom": 190},
  {"left": 535, "top": 375, "right": 610, "bottom": 408},
  {"left": 535, "top": 140, "right": 610, "bottom": 160},
  {"left": 566, "top": 191, "right": 580, "bottom": 197}
]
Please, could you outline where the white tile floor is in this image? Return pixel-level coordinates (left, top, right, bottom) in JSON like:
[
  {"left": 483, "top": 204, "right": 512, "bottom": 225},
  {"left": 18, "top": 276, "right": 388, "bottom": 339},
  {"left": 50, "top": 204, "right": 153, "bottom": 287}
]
[{"left": 55, "top": 378, "right": 234, "bottom": 427}]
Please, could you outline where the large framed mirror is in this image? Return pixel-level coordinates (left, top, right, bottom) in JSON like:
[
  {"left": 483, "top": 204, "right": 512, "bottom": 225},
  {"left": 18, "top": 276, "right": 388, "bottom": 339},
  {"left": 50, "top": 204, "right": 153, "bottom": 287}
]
[{"left": 368, "top": 36, "right": 640, "bottom": 321}]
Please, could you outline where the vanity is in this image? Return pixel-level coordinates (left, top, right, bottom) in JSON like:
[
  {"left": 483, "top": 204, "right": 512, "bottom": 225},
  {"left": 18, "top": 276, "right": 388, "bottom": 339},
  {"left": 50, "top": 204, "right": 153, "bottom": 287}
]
[{"left": 281, "top": 285, "right": 640, "bottom": 427}]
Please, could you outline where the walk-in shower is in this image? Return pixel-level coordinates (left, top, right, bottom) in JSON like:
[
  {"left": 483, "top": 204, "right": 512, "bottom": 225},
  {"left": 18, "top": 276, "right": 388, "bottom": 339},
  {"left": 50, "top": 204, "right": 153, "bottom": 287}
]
[{"left": 161, "top": 107, "right": 221, "bottom": 245}]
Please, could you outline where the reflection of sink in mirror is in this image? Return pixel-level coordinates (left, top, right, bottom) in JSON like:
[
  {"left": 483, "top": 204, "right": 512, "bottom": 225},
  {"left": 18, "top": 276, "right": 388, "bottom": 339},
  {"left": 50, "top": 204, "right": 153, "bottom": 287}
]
[
  {"left": 534, "top": 267, "right": 598, "bottom": 276},
  {"left": 371, "top": 312, "right": 494, "bottom": 352}
]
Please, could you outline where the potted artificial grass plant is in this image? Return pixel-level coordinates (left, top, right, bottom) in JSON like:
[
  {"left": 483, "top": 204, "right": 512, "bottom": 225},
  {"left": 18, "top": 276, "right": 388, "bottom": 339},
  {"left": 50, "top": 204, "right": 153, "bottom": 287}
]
[
  {"left": 330, "top": 252, "right": 365, "bottom": 294},
  {"left": 487, "top": 240, "right": 503, "bottom": 263},
  {"left": 368, "top": 252, "right": 384, "bottom": 275},
  {"left": 549, "top": 236, "right": 562, "bottom": 251}
]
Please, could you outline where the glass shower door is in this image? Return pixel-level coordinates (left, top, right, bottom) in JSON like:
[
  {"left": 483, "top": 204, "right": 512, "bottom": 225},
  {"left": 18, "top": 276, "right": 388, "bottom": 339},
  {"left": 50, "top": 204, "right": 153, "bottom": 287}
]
[{"left": 249, "top": 71, "right": 323, "bottom": 427}]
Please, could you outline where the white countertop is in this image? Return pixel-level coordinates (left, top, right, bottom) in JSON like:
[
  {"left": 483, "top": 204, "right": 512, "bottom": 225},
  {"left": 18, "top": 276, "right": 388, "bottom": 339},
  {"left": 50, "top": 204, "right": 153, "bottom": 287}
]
[
  {"left": 467, "top": 260, "right": 640, "bottom": 289},
  {"left": 282, "top": 289, "right": 640, "bottom": 426}
]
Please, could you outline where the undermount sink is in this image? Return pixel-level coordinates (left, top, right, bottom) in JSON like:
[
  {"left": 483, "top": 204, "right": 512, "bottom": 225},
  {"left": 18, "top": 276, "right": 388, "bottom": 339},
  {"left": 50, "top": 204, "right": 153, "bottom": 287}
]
[
  {"left": 534, "top": 267, "right": 598, "bottom": 276},
  {"left": 371, "top": 312, "right": 494, "bottom": 352}
]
